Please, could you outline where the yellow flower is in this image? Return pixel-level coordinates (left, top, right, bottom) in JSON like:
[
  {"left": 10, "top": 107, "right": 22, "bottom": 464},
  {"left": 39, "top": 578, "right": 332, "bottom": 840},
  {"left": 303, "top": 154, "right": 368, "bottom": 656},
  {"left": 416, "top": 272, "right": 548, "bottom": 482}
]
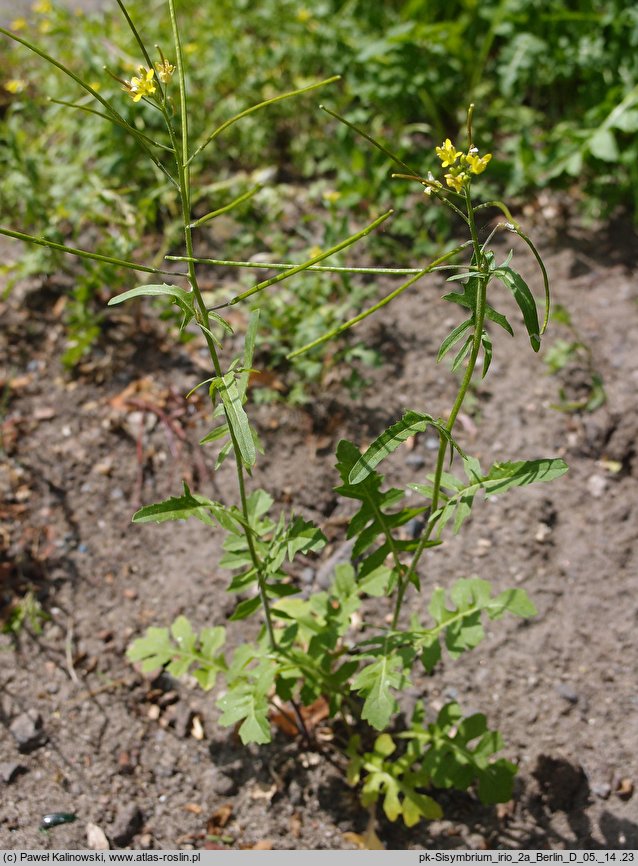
[
  {"left": 435, "top": 138, "right": 462, "bottom": 168},
  {"left": 155, "top": 59, "right": 175, "bottom": 84},
  {"left": 5, "top": 79, "right": 27, "bottom": 94},
  {"left": 296, "top": 8, "right": 312, "bottom": 22},
  {"left": 10, "top": 17, "right": 27, "bottom": 30},
  {"left": 322, "top": 190, "right": 341, "bottom": 204},
  {"left": 124, "top": 66, "right": 156, "bottom": 102},
  {"left": 466, "top": 150, "right": 492, "bottom": 175},
  {"left": 444, "top": 171, "right": 469, "bottom": 193},
  {"left": 32, "top": 0, "right": 51, "bottom": 13}
]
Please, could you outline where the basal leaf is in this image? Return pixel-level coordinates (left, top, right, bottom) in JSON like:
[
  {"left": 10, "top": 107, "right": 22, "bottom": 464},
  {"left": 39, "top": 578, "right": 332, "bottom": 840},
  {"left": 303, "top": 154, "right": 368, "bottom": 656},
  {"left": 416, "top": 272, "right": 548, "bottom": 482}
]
[
  {"left": 352, "top": 655, "right": 402, "bottom": 730},
  {"left": 126, "top": 627, "right": 173, "bottom": 672},
  {"left": 217, "top": 683, "right": 271, "bottom": 745}
]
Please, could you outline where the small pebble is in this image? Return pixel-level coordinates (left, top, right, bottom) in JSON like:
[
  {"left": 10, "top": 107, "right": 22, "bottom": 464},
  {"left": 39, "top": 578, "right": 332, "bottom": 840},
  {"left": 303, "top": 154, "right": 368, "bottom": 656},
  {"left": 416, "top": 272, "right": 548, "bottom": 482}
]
[
  {"left": 591, "top": 782, "right": 611, "bottom": 800},
  {"left": 555, "top": 682, "right": 579, "bottom": 704},
  {"left": 10, "top": 711, "right": 48, "bottom": 754},
  {"left": 86, "top": 823, "right": 110, "bottom": 850},
  {"left": 0, "top": 761, "right": 27, "bottom": 784}
]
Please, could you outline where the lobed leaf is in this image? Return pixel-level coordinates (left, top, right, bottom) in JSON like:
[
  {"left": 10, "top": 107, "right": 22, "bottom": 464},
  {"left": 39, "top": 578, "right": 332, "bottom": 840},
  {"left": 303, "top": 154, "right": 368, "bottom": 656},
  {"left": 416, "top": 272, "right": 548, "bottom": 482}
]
[{"left": 351, "top": 655, "right": 403, "bottom": 730}]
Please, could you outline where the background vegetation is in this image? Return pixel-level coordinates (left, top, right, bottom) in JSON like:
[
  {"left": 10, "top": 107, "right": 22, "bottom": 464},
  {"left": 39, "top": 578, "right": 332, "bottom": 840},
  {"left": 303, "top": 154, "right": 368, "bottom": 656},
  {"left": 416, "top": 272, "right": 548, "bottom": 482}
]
[{"left": 2, "top": 0, "right": 637, "bottom": 376}]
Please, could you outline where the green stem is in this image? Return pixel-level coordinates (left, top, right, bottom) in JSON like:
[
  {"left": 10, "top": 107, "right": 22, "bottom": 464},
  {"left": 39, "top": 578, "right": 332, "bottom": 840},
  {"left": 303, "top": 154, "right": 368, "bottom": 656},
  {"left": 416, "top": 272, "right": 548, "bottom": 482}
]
[
  {"left": 188, "top": 76, "right": 341, "bottom": 166},
  {"left": 166, "top": 256, "right": 426, "bottom": 275},
  {"left": 213, "top": 210, "right": 394, "bottom": 309},
  {"left": 391, "top": 186, "right": 488, "bottom": 629},
  {"left": 0, "top": 226, "right": 184, "bottom": 276},
  {"left": 166, "top": 0, "right": 276, "bottom": 650},
  {"left": 288, "top": 242, "right": 471, "bottom": 359}
]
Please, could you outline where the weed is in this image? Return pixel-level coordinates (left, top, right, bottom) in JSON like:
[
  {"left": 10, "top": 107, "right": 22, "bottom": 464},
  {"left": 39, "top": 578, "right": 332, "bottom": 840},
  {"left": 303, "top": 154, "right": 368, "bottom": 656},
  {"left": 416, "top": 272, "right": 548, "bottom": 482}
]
[{"left": 1, "top": 4, "right": 567, "bottom": 831}]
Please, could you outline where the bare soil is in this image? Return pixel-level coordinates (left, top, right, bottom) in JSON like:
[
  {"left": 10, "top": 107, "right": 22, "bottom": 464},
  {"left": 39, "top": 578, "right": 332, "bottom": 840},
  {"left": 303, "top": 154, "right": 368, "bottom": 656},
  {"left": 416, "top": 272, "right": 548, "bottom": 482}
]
[{"left": 1, "top": 211, "right": 637, "bottom": 850}]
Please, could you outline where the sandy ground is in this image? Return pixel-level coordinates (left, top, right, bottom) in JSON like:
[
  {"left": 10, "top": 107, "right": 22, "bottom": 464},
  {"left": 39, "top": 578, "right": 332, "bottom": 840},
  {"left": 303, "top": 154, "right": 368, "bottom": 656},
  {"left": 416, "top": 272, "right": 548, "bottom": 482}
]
[{"left": 1, "top": 206, "right": 637, "bottom": 849}]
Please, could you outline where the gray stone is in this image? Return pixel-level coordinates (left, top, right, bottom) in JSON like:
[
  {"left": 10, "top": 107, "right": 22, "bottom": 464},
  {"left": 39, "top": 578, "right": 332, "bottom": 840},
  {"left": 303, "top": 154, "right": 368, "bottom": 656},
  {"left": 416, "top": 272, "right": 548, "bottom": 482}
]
[
  {"left": 9, "top": 710, "right": 48, "bottom": 753},
  {"left": 0, "top": 761, "right": 27, "bottom": 783},
  {"left": 555, "top": 682, "right": 579, "bottom": 704}
]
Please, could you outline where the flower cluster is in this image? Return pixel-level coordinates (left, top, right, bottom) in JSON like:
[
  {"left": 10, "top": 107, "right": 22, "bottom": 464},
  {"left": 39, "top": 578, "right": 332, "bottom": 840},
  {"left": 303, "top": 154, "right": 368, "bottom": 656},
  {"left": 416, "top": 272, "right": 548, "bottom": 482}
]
[
  {"left": 155, "top": 58, "right": 175, "bottom": 84},
  {"left": 123, "top": 66, "right": 156, "bottom": 102},
  {"left": 434, "top": 139, "right": 492, "bottom": 193}
]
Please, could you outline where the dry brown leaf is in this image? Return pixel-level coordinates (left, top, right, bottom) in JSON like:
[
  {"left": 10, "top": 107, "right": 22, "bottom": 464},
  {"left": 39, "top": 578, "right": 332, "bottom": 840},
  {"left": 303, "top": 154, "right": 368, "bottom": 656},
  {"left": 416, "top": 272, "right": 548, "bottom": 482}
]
[
  {"left": 343, "top": 808, "right": 385, "bottom": 850},
  {"left": 183, "top": 803, "right": 202, "bottom": 815},
  {"left": 207, "top": 803, "right": 233, "bottom": 835},
  {"left": 270, "top": 696, "right": 330, "bottom": 738}
]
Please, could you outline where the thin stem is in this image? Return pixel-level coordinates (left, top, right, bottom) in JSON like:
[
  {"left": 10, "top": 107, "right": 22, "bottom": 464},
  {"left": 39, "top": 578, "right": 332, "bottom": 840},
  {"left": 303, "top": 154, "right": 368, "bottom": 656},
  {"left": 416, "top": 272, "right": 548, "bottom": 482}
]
[
  {"left": 212, "top": 210, "right": 394, "bottom": 309},
  {"left": 189, "top": 184, "right": 262, "bottom": 228},
  {"left": 320, "top": 105, "right": 419, "bottom": 178},
  {"left": 165, "top": 0, "right": 277, "bottom": 650},
  {"left": 188, "top": 76, "right": 341, "bottom": 166},
  {"left": 48, "top": 97, "right": 174, "bottom": 151},
  {"left": 288, "top": 242, "right": 472, "bottom": 359},
  {"left": 391, "top": 185, "right": 488, "bottom": 628},
  {"left": 166, "top": 256, "right": 425, "bottom": 275},
  {"left": 0, "top": 226, "right": 185, "bottom": 276},
  {"left": 0, "top": 26, "right": 177, "bottom": 187}
]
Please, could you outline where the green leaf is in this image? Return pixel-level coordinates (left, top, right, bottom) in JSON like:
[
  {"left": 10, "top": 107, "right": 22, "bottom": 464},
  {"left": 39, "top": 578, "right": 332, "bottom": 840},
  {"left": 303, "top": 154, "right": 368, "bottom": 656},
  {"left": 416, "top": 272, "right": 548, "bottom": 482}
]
[
  {"left": 229, "top": 596, "right": 262, "bottom": 621},
  {"left": 493, "top": 266, "right": 541, "bottom": 351},
  {"left": 443, "top": 277, "right": 514, "bottom": 336},
  {"left": 218, "top": 373, "right": 255, "bottom": 468},
  {"left": 348, "top": 411, "right": 453, "bottom": 485},
  {"left": 127, "top": 627, "right": 173, "bottom": 672},
  {"left": 481, "top": 458, "right": 568, "bottom": 495},
  {"left": 437, "top": 319, "right": 473, "bottom": 362},
  {"left": 481, "top": 331, "right": 493, "bottom": 378},
  {"left": 108, "top": 283, "right": 193, "bottom": 307},
  {"left": 217, "top": 683, "right": 271, "bottom": 745},
  {"left": 588, "top": 128, "right": 619, "bottom": 162},
  {"left": 131, "top": 482, "right": 235, "bottom": 529},
  {"left": 239, "top": 309, "right": 260, "bottom": 399},
  {"left": 200, "top": 424, "right": 230, "bottom": 445},
  {"left": 352, "top": 655, "right": 402, "bottom": 730},
  {"left": 450, "top": 334, "right": 473, "bottom": 371},
  {"left": 132, "top": 486, "right": 215, "bottom": 526}
]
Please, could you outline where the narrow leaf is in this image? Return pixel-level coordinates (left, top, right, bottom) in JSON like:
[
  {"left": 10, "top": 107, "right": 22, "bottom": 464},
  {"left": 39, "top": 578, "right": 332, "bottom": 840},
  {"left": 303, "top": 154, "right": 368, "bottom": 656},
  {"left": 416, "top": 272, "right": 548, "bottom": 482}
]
[
  {"left": 437, "top": 318, "right": 473, "bottom": 363},
  {"left": 108, "top": 283, "right": 193, "bottom": 307},
  {"left": 219, "top": 374, "right": 256, "bottom": 468},
  {"left": 494, "top": 267, "right": 540, "bottom": 351},
  {"left": 349, "top": 411, "right": 446, "bottom": 484}
]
